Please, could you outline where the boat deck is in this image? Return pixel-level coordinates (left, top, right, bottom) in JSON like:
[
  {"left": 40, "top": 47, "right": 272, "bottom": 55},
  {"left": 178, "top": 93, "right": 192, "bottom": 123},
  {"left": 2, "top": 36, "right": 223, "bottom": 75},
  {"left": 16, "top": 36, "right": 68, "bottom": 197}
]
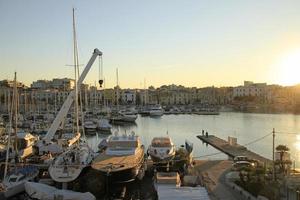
[{"left": 92, "top": 149, "right": 144, "bottom": 172}]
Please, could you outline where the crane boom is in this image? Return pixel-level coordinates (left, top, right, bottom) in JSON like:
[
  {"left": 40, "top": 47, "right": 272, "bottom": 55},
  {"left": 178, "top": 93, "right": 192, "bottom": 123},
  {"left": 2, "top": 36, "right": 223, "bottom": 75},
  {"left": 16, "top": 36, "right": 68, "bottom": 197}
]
[{"left": 44, "top": 48, "right": 102, "bottom": 143}]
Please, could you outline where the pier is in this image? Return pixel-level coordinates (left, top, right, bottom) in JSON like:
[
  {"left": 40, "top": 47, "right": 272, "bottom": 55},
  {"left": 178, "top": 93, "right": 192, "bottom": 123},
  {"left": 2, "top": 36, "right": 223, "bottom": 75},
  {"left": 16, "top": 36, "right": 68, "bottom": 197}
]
[{"left": 197, "top": 135, "right": 272, "bottom": 166}]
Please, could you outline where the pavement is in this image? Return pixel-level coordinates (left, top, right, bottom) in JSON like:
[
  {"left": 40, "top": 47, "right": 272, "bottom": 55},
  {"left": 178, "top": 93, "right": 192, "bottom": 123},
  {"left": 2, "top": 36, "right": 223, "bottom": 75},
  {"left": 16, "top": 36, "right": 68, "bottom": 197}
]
[{"left": 191, "top": 160, "right": 247, "bottom": 200}]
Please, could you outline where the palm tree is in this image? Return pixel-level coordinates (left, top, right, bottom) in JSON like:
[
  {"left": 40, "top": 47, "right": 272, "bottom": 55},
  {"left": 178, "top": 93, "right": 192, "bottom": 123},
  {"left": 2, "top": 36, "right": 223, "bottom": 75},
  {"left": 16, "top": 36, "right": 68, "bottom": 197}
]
[{"left": 275, "top": 145, "right": 292, "bottom": 175}]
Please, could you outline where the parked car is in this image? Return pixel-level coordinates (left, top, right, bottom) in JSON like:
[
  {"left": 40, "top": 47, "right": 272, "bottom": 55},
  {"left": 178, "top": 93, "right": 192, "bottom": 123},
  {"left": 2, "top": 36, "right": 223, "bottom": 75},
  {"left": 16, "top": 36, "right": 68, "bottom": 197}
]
[
  {"left": 232, "top": 160, "right": 255, "bottom": 171},
  {"left": 233, "top": 156, "right": 248, "bottom": 162}
]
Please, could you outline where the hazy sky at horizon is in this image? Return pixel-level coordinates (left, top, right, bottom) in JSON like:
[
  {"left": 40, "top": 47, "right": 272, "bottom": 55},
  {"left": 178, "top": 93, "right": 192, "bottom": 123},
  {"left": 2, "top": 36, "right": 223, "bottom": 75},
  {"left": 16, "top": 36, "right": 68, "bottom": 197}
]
[{"left": 1, "top": 0, "right": 300, "bottom": 88}]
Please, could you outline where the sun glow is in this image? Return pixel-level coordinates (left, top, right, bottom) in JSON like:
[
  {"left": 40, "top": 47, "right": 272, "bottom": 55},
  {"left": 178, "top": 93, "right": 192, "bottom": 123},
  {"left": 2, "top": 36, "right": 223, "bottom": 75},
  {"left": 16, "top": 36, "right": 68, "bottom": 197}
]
[
  {"left": 294, "top": 135, "right": 300, "bottom": 151},
  {"left": 276, "top": 49, "right": 300, "bottom": 86}
]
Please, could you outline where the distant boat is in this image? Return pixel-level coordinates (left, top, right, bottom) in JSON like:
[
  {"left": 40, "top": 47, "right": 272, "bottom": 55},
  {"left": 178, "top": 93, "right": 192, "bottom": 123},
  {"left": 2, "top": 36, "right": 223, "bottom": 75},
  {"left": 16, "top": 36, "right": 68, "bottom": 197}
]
[
  {"left": 92, "top": 133, "right": 145, "bottom": 183},
  {"left": 110, "top": 69, "right": 137, "bottom": 124},
  {"left": 119, "top": 110, "right": 138, "bottom": 122},
  {"left": 148, "top": 136, "right": 176, "bottom": 164},
  {"left": 139, "top": 106, "right": 150, "bottom": 116},
  {"left": 84, "top": 120, "right": 97, "bottom": 133},
  {"left": 194, "top": 107, "right": 220, "bottom": 115},
  {"left": 149, "top": 105, "right": 164, "bottom": 117},
  {"left": 110, "top": 110, "right": 137, "bottom": 124},
  {"left": 97, "top": 118, "right": 112, "bottom": 134}
]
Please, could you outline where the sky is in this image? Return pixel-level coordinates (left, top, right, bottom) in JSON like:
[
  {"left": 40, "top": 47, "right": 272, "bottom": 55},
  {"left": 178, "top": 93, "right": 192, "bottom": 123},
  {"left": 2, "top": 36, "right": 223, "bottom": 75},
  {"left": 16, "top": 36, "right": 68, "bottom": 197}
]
[{"left": 1, "top": 0, "right": 300, "bottom": 88}]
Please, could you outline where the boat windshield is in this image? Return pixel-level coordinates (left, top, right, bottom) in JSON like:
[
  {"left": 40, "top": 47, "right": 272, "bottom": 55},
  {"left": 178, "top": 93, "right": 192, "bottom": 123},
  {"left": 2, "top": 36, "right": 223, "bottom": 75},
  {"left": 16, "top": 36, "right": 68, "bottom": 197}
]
[
  {"left": 108, "top": 141, "right": 138, "bottom": 148},
  {"left": 9, "top": 177, "right": 18, "bottom": 182},
  {"left": 151, "top": 138, "right": 172, "bottom": 147}
]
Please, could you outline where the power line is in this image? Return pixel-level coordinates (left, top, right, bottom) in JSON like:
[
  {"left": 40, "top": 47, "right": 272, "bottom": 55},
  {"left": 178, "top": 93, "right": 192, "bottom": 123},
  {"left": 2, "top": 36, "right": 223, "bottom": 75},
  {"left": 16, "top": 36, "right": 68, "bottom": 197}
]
[{"left": 276, "top": 131, "right": 299, "bottom": 135}]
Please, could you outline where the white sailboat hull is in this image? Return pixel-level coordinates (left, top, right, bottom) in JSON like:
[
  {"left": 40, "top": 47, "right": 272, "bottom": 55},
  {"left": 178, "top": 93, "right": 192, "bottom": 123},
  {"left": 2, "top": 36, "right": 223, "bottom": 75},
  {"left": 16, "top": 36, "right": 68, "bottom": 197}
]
[
  {"left": 49, "top": 144, "right": 94, "bottom": 183},
  {"left": 3, "top": 181, "right": 26, "bottom": 198},
  {"left": 48, "top": 166, "right": 84, "bottom": 183},
  {"left": 1, "top": 166, "right": 39, "bottom": 198}
]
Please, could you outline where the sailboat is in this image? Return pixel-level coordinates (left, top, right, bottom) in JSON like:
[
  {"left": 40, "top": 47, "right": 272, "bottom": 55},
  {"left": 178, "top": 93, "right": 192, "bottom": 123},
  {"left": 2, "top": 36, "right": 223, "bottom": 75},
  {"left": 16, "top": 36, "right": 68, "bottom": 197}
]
[
  {"left": 48, "top": 8, "right": 96, "bottom": 183},
  {"left": 110, "top": 69, "right": 137, "bottom": 124},
  {"left": 48, "top": 143, "right": 94, "bottom": 183},
  {"left": 0, "top": 72, "right": 39, "bottom": 198},
  {"left": 1, "top": 165, "right": 39, "bottom": 198}
]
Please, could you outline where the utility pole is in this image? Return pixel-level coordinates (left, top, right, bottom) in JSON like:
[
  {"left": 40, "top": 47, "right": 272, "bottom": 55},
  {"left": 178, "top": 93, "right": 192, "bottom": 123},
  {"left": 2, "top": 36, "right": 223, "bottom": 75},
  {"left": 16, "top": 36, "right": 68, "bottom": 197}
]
[{"left": 272, "top": 128, "right": 275, "bottom": 181}]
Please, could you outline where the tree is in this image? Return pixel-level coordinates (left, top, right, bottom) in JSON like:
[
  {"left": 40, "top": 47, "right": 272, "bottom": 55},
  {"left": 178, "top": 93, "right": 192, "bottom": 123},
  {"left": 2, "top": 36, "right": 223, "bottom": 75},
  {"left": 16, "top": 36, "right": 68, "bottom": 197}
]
[{"left": 275, "top": 145, "right": 292, "bottom": 175}]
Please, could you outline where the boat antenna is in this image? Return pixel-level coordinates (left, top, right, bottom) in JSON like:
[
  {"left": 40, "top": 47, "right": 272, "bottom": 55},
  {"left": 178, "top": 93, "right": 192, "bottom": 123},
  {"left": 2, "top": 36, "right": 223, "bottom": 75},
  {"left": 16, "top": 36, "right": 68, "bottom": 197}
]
[{"left": 116, "top": 68, "right": 119, "bottom": 110}]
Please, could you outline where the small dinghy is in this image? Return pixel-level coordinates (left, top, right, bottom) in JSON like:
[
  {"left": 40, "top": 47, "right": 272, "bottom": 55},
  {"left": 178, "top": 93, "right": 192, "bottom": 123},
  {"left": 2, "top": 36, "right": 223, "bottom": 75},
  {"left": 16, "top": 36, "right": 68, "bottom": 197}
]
[
  {"left": 0, "top": 165, "right": 39, "bottom": 198},
  {"left": 25, "top": 181, "right": 96, "bottom": 200}
]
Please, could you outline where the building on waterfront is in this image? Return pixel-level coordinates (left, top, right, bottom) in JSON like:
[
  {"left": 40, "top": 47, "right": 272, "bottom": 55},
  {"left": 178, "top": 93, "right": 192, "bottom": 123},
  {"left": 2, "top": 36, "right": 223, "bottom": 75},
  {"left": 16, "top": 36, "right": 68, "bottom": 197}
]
[
  {"left": 141, "top": 84, "right": 231, "bottom": 106},
  {"left": 139, "top": 89, "right": 149, "bottom": 105},
  {"left": 2, "top": 77, "right": 300, "bottom": 114},
  {"left": 233, "top": 81, "right": 267, "bottom": 98},
  {"left": 0, "top": 79, "right": 26, "bottom": 89},
  {"left": 121, "top": 89, "right": 136, "bottom": 105},
  {"left": 31, "top": 78, "right": 75, "bottom": 91},
  {"left": 50, "top": 78, "right": 75, "bottom": 90},
  {"left": 31, "top": 80, "right": 51, "bottom": 90}
]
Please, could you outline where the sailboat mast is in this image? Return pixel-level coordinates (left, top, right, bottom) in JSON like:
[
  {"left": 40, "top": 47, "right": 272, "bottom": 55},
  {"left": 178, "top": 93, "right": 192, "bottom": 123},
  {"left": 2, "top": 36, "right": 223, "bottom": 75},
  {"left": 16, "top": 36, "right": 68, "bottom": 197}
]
[
  {"left": 72, "top": 8, "right": 79, "bottom": 134},
  {"left": 3, "top": 72, "right": 17, "bottom": 179},
  {"left": 144, "top": 78, "right": 146, "bottom": 105},
  {"left": 116, "top": 68, "right": 119, "bottom": 110},
  {"left": 14, "top": 72, "right": 18, "bottom": 154}
]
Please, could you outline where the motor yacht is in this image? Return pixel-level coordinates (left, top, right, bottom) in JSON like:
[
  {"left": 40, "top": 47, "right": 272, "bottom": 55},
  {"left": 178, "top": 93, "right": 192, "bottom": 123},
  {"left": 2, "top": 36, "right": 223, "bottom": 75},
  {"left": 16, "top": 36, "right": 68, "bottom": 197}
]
[
  {"left": 92, "top": 133, "right": 145, "bottom": 183},
  {"left": 148, "top": 137, "right": 176, "bottom": 164}
]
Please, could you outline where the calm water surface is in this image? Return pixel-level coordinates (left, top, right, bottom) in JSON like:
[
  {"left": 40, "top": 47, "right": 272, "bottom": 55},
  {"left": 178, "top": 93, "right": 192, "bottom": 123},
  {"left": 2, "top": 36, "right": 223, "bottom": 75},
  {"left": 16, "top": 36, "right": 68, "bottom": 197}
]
[{"left": 87, "top": 112, "right": 300, "bottom": 166}]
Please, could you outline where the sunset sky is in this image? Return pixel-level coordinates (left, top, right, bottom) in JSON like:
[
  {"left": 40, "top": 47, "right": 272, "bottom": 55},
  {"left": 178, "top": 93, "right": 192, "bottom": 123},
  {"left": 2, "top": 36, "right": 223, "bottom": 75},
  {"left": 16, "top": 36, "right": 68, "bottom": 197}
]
[{"left": 1, "top": 0, "right": 300, "bottom": 88}]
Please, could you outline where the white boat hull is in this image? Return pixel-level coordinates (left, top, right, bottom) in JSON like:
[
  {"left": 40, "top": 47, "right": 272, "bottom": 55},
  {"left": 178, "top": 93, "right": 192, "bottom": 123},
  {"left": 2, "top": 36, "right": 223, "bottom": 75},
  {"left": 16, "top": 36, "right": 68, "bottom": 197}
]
[
  {"left": 149, "top": 110, "right": 164, "bottom": 117},
  {"left": 3, "top": 181, "right": 26, "bottom": 198},
  {"left": 49, "top": 145, "right": 94, "bottom": 183},
  {"left": 148, "top": 148, "right": 176, "bottom": 163}
]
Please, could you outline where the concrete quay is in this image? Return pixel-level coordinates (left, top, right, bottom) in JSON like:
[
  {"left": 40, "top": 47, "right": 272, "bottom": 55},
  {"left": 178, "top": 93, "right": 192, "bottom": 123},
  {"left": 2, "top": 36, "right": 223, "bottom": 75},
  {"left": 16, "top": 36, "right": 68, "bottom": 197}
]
[{"left": 197, "top": 135, "right": 272, "bottom": 166}]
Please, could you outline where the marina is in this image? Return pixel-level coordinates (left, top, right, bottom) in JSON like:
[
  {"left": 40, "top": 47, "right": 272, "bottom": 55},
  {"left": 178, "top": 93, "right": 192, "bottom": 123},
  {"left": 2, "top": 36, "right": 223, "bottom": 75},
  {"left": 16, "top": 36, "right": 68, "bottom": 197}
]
[{"left": 2, "top": 1, "right": 300, "bottom": 199}]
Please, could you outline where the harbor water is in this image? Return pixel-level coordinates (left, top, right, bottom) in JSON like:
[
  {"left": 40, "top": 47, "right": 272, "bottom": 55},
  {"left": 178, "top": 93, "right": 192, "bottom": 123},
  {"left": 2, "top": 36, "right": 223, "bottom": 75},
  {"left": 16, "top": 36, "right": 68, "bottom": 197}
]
[{"left": 87, "top": 112, "right": 300, "bottom": 166}]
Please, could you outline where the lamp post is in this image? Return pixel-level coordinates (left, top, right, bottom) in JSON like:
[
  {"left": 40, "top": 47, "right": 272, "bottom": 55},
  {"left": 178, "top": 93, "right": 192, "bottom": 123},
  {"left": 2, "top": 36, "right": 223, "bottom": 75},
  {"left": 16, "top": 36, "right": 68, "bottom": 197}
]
[{"left": 273, "top": 128, "right": 275, "bottom": 181}]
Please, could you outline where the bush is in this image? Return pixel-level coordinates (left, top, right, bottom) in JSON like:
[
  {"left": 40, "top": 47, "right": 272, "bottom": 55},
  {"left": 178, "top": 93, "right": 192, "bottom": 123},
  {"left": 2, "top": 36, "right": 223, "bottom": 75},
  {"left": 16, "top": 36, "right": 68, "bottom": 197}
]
[{"left": 235, "top": 180, "right": 264, "bottom": 197}]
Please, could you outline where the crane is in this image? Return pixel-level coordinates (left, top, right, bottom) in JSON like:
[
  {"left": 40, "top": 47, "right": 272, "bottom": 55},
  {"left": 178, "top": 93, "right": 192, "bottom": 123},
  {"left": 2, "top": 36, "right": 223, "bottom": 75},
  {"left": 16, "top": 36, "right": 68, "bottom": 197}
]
[{"left": 35, "top": 48, "right": 103, "bottom": 154}]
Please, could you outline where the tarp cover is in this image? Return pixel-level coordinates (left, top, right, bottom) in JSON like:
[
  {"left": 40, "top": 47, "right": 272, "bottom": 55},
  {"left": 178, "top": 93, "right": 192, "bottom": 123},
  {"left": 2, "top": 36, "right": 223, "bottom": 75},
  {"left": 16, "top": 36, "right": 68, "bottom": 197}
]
[
  {"left": 156, "top": 184, "right": 210, "bottom": 200},
  {"left": 25, "top": 182, "right": 96, "bottom": 200}
]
